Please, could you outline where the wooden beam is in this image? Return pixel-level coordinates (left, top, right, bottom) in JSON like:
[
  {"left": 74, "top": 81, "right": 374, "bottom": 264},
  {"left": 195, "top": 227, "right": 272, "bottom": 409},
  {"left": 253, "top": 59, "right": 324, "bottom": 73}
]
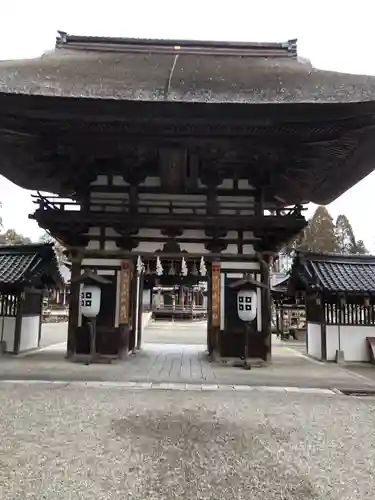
[
  {"left": 34, "top": 211, "right": 306, "bottom": 230},
  {"left": 89, "top": 184, "right": 258, "bottom": 196}
]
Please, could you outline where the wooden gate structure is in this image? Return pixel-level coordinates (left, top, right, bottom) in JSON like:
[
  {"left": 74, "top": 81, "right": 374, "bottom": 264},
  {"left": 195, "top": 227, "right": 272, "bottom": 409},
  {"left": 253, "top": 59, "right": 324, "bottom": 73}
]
[{"left": 1, "top": 33, "right": 375, "bottom": 360}]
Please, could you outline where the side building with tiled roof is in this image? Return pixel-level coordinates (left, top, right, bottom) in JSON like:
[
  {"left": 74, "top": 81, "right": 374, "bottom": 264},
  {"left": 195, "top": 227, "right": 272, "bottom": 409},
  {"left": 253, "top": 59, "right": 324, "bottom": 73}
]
[
  {"left": 0, "top": 243, "right": 63, "bottom": 354},
  {"left": 289, "top": 251, "right": 375, "bottom": 362}
]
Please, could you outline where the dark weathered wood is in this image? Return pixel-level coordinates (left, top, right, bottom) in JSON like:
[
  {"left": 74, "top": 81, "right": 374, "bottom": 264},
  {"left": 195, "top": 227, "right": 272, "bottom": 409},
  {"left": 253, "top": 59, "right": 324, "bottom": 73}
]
[
  {"left": 321, "top": 303, "right": 327, "bottom": 361},
  {"left": 210, "top": 262, "right": 221, "bottom": 360},
  {"left": 13, "top": 295, "right": 23, "bottom": 354},
  {"left": 129, "top": 270, "right": 138, "bottom": 353},
  {"left": 136, "top": 271, "right": 144, "bottom": 350},
  {"left": 1, "top": 88, "right": 374, "bottom": 205},
  {"left": 67, "top": 257, "right": 82, "bottom": 357},
  {"left": 220, "top": 272, "right": 262, "bottom": 359},
  {"left": 260, "top": 254, "right": 272, "bottom": 362},
  {"left": 206, "top": 266, "right": 213, "bottom": 354},
  {"left": 118, "top": 260, "right": 134, "bottom": 358},
  {"left": 33, "top": 209, "right": 306, "bottom": 231}
]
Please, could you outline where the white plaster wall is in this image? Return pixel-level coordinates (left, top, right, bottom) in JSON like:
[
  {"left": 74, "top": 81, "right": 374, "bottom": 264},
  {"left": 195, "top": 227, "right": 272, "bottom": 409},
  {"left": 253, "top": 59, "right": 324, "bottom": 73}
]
[
  {"left": 222, "top": 244, "right": 239, "bottom": 255},
  {"left": 326, "top": 325, "right": 339, "bottom": 361},
  {"left": 220, "top": 261, "right": 259, "bottom": 270},
  {"left": 0, "top": 317, "right": 16, "bottom": 352},
  {"left": 133, "top": 242, "right": 164, "bottom": 252},
  {"left": 113, "top": 175, "right": 128, "bottom": 186},
  {"left": 325, "top": 325, "right": 374, "bottom": 362},
  {"left": 86, "top": 240, "right": 100, "bottom": 250},
  {"left": 218, "top": 178, "right": 233, "bottom": 189},
  {"left": 307, "top": 323, "right": 322, "bottom": 360},
  {"left": 139, "top": 193, "right": 205, "bottom": 202},
  {"left": 82, "top": 258, "right": 122, "bottom": 267},
  {"left": 341, "top": 326, "right": 375, "bottom": 362},
  {"left": 90, "top": 175, "right": 108, "bottom": 186},
  {"left": 86, "top": 227, "right": 101, "bottom": 236},
  {"left": 242, "top": 245, "right": 255, "bottom": 255},
  {"left": 90, "top": 191, "right": 128, "bottom": 200},
  {"left": 179, "top": 242, "right": 209, "bottom": 253},
  {"left": 139, "top": 176, "right": 160, "bottom": 187},
  {"left": 19, "top": 316, "right": 40, "bottom": 352},
  {"left": 104, "top": 241, "right": 118, "bottom": 251}
]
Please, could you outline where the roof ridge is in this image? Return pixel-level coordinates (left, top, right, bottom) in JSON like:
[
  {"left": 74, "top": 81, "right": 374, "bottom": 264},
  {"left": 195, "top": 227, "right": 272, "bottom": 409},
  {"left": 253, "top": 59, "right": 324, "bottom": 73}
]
[
  {"left": 56, "top": 31, "right": 298, "bottom": 58},
  {"left": 297, "top": 250, "right": 375, "bottom": 260}
]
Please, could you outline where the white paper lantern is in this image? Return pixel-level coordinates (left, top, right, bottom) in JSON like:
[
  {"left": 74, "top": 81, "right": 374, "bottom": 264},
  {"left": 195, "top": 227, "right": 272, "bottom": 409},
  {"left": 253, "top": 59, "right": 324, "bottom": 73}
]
[
  {"left": 81, "top": 285, "right": 101, "bottom": 318},
  {"left": 237, "top": 290, "right": 257, "bottom": 322}
]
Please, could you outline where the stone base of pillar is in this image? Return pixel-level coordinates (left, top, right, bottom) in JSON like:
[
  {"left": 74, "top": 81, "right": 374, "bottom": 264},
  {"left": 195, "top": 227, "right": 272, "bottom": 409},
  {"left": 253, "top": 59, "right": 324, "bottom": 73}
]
[
  {"left": 218, "top": 328, "right": 268, "bottom": 360},
  {"left": 118, "top": 325, "right": 131, "bottom": 360}
]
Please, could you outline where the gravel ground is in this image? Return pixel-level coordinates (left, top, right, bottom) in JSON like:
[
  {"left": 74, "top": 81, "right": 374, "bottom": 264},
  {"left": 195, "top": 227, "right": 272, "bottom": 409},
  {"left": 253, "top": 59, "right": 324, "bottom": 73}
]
[{"left": 0, "top": 384, "right": 374, "bottom": 499}]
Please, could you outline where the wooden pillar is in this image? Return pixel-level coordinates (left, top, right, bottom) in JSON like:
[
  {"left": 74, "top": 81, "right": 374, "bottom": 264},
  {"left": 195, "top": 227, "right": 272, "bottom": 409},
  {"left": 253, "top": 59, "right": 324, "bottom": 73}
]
[
  {"left": 136, "top": 271, "right": 144, "bottom": 350},
  {"left": 206, "top": 267, "right": 213, "bottom": 354},
  {"left": 129, "top": 269, "right": 138, "bottom": 353},
  {"left": 319, "top": 295, "right": 327, "bottom": 360},
  {"left": 254, "top": 187, "right": 265, "bottom": 217},
  {"left": 13, "top": 293, "right": 24, "bottom": 354},
  {"left": 37, "top": 292, "right": 43, "bottom": 347},
  {"left": 275, "top": 304, "right": 280, "bottom": 335},
  {"left": 210, "top": 262, "right": 221, "bottom": 360},
  {"left": 67, "top": 254, "right": 82, "bottom": 358},
  {"left": 260, "top": 254, "right": 272, "bottom": 362},
  {"left": 118, "top": 260, "right": 133, "bottom": 359}
]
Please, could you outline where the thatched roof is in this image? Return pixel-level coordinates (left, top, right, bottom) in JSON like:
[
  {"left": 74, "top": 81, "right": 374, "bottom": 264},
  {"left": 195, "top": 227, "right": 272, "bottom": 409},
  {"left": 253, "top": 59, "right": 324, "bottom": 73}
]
[{"left": 1, "top": 33, "right": 375, "bottom": 104}]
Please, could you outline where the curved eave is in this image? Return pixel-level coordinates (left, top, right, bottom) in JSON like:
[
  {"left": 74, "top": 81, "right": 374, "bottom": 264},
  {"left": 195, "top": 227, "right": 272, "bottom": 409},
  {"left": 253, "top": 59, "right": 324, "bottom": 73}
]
[
  {"left": 1, "top": 91, "right": 375, "bottom": 124},
  {"left": 1, "top": 93, "right": 375, "bottom": 205}
]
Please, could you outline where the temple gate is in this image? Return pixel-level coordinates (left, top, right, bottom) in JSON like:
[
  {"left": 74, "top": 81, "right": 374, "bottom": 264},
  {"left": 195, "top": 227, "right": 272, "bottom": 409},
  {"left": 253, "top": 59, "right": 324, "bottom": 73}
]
[{"left": 1, "top": 33, "right": 375, "bottom": 360}]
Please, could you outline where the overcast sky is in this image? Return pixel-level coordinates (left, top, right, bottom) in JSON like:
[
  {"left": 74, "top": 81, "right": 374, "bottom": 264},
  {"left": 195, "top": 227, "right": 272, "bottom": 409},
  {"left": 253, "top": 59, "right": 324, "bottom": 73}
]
[{"left": 1, "top": 0, "right": 375, "bottom": 248}]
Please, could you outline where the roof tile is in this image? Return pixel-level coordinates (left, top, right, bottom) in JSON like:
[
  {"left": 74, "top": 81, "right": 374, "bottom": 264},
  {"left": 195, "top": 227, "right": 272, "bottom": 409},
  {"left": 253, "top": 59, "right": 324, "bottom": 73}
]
[
  {"left": 0, "top": 244, "right": 63, "bottom": 290},
  {"left": 0, "top": 253, "right": 40, "bottom": 283},
  {"left": 292, "top": 252, "right": 375, "bottom": 294}
]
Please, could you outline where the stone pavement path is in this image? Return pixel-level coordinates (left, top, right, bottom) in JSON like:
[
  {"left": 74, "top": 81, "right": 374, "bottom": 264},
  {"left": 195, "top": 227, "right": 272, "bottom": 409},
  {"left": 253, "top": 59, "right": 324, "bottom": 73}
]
[
  {"left": 38, "top": 321, "right": 68, "bottom": 348},
  {"left": 1, "top": 321, "right": 375, "bottom": 391},
  {"left": 143, "top": 318, "right": 207, "bottom": 345},
  {"left": 1, "top": 382, "right": 375, "bottom": 499}
]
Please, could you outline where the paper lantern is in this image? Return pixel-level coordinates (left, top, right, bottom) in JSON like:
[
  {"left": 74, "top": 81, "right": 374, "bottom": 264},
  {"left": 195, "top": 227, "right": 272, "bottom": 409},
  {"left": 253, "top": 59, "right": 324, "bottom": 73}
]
[
  {"left": 237, "top": 290, "right": 257, "bottom": 322},
  {"left": 81, "top": 285, "right": 101, "bottom": 318}
]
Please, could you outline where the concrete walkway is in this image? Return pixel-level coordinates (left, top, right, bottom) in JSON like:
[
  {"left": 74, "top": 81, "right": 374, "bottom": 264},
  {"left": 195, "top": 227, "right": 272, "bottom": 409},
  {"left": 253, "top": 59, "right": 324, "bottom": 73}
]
[{"left": 1, "top": 321, "right": 375, "bottom": 391}]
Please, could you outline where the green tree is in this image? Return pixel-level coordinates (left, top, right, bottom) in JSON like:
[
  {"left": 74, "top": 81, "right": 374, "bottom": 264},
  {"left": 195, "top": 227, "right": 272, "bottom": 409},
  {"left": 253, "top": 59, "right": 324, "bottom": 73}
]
[
  {"left": 3, "top": 229, "right": 32, "bottom": 245},
  {"left": 284, "top": 206, "right": 339, "bottom": 254},
  {"left": 335, "top": 214, "right": 356, "bottom": 253},
  {"left": 335, "top": 214, "right": 369, "bottom": 254},
  {"left": 352, "top": 239, "right": 368, "bottom": 255}
]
